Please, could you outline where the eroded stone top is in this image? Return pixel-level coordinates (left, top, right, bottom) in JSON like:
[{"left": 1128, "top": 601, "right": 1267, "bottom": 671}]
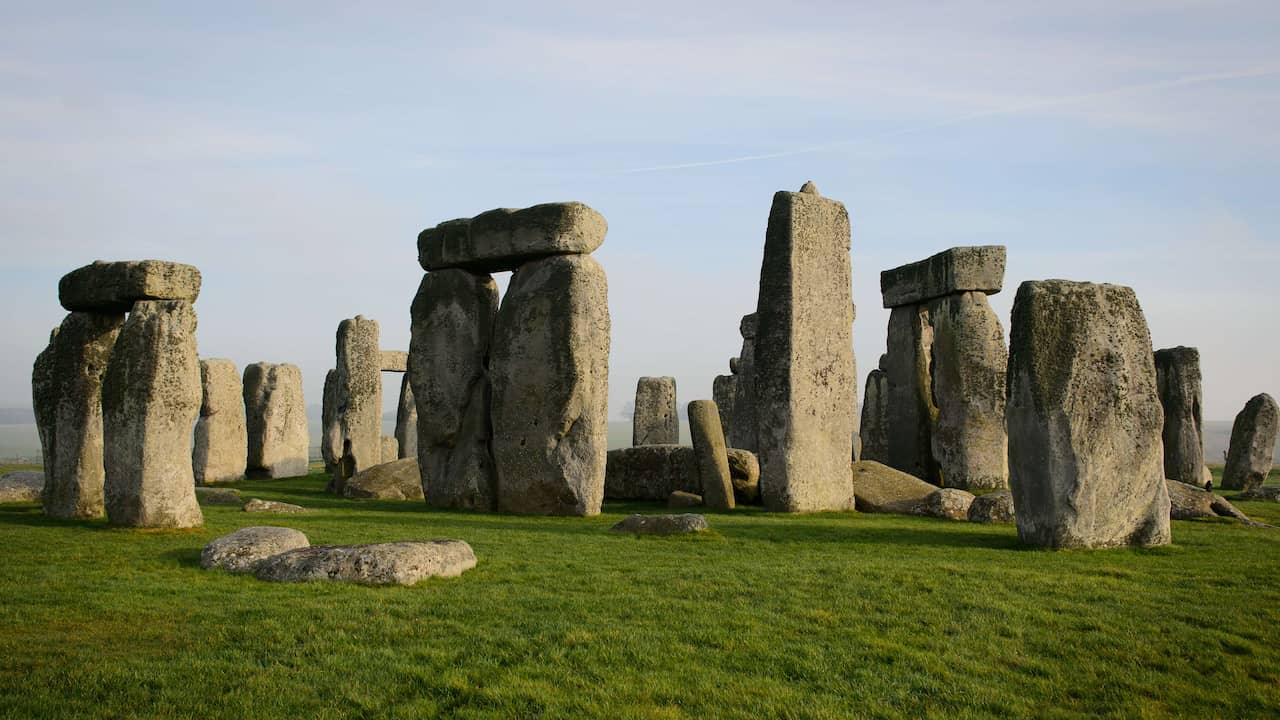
[
  {"left": 880, "top": 246, "right": 1005, "bottom": 308},
  {"left": 59, "top": 260, "right": 202, "bottom": 313},
  {"left": 418, "top": 201, "right": 607, "bottom": 273}
]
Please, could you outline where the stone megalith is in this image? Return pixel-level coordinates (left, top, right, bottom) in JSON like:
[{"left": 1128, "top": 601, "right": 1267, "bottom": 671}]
[
  {"left": 753, "top": 184, "right": 856, "bottom": 512},
  {"left": 688, "top": 400, "right": 734, "bottom": 510},
  {"left": 728, "top": 314, "right": 759, "bottom": 453},
  {"left": 320, "top": 369, "right": 342, "bottom": 473},
  {"left": 1221, "top": 393, "right": 1279, "bottom": 491},
  {"left": 31, "top": 327, "right": 59, "bottom": 480},
  {"left": 860, "top": 362, "right": 889, "bottom": 463},
  {"left": 395, "top": 373, "right": 417, "bottom": 460},
  {"left": 380, "top": 435, "right": 399, "bottom": 463},
  {"left": 491, "top": 254, "right": 610, "bottom": 516},
  {"left": 192, "top": 358, "right": 247, "bottom": 485},
  {"left": 712, "top": 374, "right": 736, "bottom": 441},
  {"left": 334, "top": 316, "right": 382, "bottom": 484},
  {"left": 243, "top": 363, "right": 309, "bottom": 479},
  {"left": 58, "top": 260, "right": 202, "bottom": 313},
  {"left": 884, "top": 304, "right": 939, "bottom": 483},
  {"left": 102, "top": 300, "right": 203, "bottom": 528},
  {"left": 418, "top": 202, "right": 608, "bottom": 273},
  {"left": 1153, "top": 346, "right": 1204, "bottom": 486},
  {"left": 409, "top": 270, "right": 500, "bottom": 511},
  {"left": 633, "top": 376, "right": 679, "bottom": 445},
  {"left": 1006, "top": 280, "right": 1170, "bottom": 549}
]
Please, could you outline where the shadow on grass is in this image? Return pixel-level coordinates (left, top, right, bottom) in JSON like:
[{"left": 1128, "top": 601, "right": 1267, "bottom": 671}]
[{"left": 161, "top": 547, "right": 204, "bottom": 569}]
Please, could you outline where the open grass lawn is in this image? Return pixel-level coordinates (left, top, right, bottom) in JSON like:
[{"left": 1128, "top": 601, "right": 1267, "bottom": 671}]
[{"left": 1, "top": 469, "right": 1279, "bottom": 719}]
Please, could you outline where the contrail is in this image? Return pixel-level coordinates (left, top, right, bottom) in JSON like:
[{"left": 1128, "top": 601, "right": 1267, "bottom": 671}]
[{"left": 620, "top": 66, "right": 1280, "bottom": 174}]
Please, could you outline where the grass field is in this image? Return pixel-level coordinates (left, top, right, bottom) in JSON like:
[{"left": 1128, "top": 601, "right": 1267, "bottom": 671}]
[{"left": 1, "top": 468, "right": 1278, "bottom": 719}]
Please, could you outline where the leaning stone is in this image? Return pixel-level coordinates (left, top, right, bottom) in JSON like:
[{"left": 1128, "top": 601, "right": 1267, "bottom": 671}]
[
  {"left": 879, "top": 246, "right": 1005, "bottom": 309},
  {"left": 633, "top": 376, "right": 679, "bottom": 446},
  {"left": 418, "top": 202, "right": 607, "bottom": 273},
  {"left": 918, "top": 488, "right": 975, "bottom": 520},
  {"left": 394, "top": 373, "right": 417, "bottom": 460},
  {"left": 59, "top": 260, "right": 201, "bottom": 313},
  {"left": 343, "top": 458, "right": 425, "bottom": 501},
  {"left": 968, "top": 491, "right": 1016, "bottom": 524},
  {"left": 333, "top": 316, "right": 382, "bottom": 487},
  {"left": 31, "top": 327, "right": 59, "bottom": 475},
  {"left": 491, "top": 255, "right": 610, "bottom": 516},
  {"left": 195, "top": 486, "right": 243, "bottom": 506},
  {"left": 200, "top": 526, "right": 309, "bottom": 573},
  {"left": 726, "top": 449, "right": 760, "bottom": 505},
  {"left": 668, "top": 491, "right": 703, "bottom": 508},
  {"left": 192, "top": 359, "right": 247, "bottom": 485},
  {"left": 243, "top": 498, "right": 309, "bottom": 514},
  {"left": 255, "top": 540, "right": 477, "bottom": 586},
  {"left": 860, "top": 368, "right": 889, "bottom": 463},
  {"left": 853, "top": 460, "right": 940, "bottom": 514},
  {"left": 381, "top": 435, "right": 398, "bottom": 463},
  {"left": 1221, "top": 393, "right": 1279, "bottom": 492},
  {"left": 689, "top": 400, "right": 734, "bottom": 510},
  {"left": 380, "top": 350, "right": 408, "bottom": 373},
  {"left": 884, "top": 304, "right": 939, "bottom": 483},
  {"left": 409, "top": 270, "right": 499, "bottom": 511},
  {"left": 712, "top": 375, "right": 736, "bottom": 441},
  {"left": 0, "top": 471, "right": 44, "bottom": 503},
  {"left": 1154, "top": 347, "right": 1204, "bottom": 486},
  {"left": 243, "top": 363, "right": 309, "bottom": 479},
  {"left": 728, "top": 314, "right": 759, "bottom": 453},
  {"left": 1239, "top": 487, "right": 1280, "bottom": 502},
  {"left": 754, "top": 188, "right": 856, "bottom": 512},
  {"left": 320, "top": 369, "right": 342, "bottom": 472},
  {"left": 1006, "top": 280, "right": 1170, "bottom": 549},
  {"left": 604, "top": 445, "right": 698, "bottom": 501},
  {"left": 102, "top": 300, "right": 203, "bottom": 529},
  {"left": 1166, "top": 479, "right": 1263, "bottom": 526},
  {"left": 610, "top": 514, "right": 708, "bottom": 535}
]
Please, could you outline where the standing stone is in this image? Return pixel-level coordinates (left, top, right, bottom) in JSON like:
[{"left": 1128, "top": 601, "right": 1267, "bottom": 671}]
[
  {"left": 380, "top": 436, "right": 399, "bottom": 463},
  {"left": 31, "top": 327, "right": 59, "bottom": 479},
  {"left": 633, "top": 376, "right": 679, "bottom": 446},
  {"left": 102, "top": 300, "right": 203, "bottom": 528},
  {"left": 927, "top": 292, "right": 1008, "bottom": 490},
  {"left": 688, "top": 400, "right": 734, "bottom": 510},
  {"left": 712, "top": 375, "right": 736, "bottom": 442},
  {"left": 320, "top": 369, "right": 342, "bottom": 473},
  {"left": 728, "top": 314, "right": 759, "bottom": 453},
  {"left": 1221, "top": 393, "right": 1279, "bottom": 492},
  {"left": 41, "top": 312, "right": 124, "bottom": 519},
  {"left": 410, "top": 270, "right": 499, "bottom": 511},
  {"left": 334, "top": 316, "right": 382, "bottom": 484},
  {"left": 243, "top": 363, "right": 309, "bottom": 479},
  {"left": 884, "top": 305, "right": 939, "bottom": 483},
  {"left": 860, "top": 360, "right": 889, "bottom": 463},
  {"left": 394, "top": 373, "right": 417, "bottom": 460},
  {"left": 754, "top": 185, "right": 856, "bottom": 512},
  {"left": 1006, "top": 280, "right": 1170, "bottom": 549},
  {"left": 491, "top": 254, "right": 610, "bottom": 516},
  {"left": 1153, "top": 347, "right": 1204, "bottom": 486},
  {"left": 192, "top": 358, "right": 247, "bottom": 485}
]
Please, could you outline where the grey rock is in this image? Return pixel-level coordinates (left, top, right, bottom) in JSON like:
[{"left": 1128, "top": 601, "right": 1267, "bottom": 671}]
[
  {"left": 1239, "top": 486, "right": 1280, "bottom": 502},
  {"left": 968, "top": 491, "right": 1016, "bottom": 523},
  {"left": 381, "top": 435, "right": 399, "bottom": 464},
  {"left": 726, "top": 448, "right": 760, "bottom": 505},
  {"left": 1221, "top": 393, "right": 1279, "bottom": 492},
  {"left": 880, "top": 246, "right": 1005, "bottom": 309},
  {"left": 0, "top": 471, "right": 44, "bottom": 503},
  {"left": 255, "top": 540, "right": 477, "bottom": 586},
  {"left": 860, "top": 368, "right": 889, "bottom": 463},
  {"left": 884, "top": 304, "right": 940, "bottom": 483},
  {"left": 728, "top": 313, "right": 759, "bottom": 453},
  {"left": 192, "top": 358, "right": 247, "bottom": 485},
  {"left": 195, "top": 486, "right": 243, "bottom": 506},
  {"left": 1166, "top": 479, "right": 1262, "bottom": 526},
  {"left": 243, "top": 363, "right": 309, "bottom": 479},
  {"left": 58, "top": 260, "right": 202, "bottom": 313},
  {"left": 604, "top": 445, "right": 698, "bottom": 501},
  {"left": 380, "top": 350, "right": 408, "bottom": 373},
  {"left": 321, "top": 369, "right": 342, "bottom": 472},
  {"left": 853, "top": 460, "right": 939, "bottom": 514},
  {"left": 394, "top": 373, "right": 417, "bottom": 460},
  {"left": 1006, "top": 280, "right": 1171, "bottom": 549},
  {"left": 919, "top": 488, "right": 975, "bottom": 520},
  {"left": 668, "top": 491, "right": 702, "bottom": 508},
  {"left": 799, "top": 180, "right": 819, "bottom": 195},
  {"left": 333, "top": 316, "right": 382, "bottom": 488},
  {"left": 712, "top": 375, "right": 736, "bottom": 441},
  {"left": 633, "top": 376, "right": 679, "bottom": 446},
  {"left": 689, "top": 400, "right": 734, "bottom": 510},
  {"left": 610, "top": 513, "right": 708, "bottom": 535},
  {"left": 491, "top": 254, "right": 610, "bottom": 516},
  {"left": 200, "top": 526, "right": 310, "bottom": 573},
  {"left": 31, "top": 327, "right": 58, "bottom": 476},
  {"left": 418, "top": 202, "right": 607, "bottom": 273},
  {"left": 243, "top": 498, "right": 309, "bottom": 514},
  {"left": 1154, "top": 347, "right": 1204, "bottom": 486},
  {"left": 729, "top": 357, "right": 740, "bottom": 374},
  {"left": 343, "top": 458, "right": 425, "bottom": 501}
]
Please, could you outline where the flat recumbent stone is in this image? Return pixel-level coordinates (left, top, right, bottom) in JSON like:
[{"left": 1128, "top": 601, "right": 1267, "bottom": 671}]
[
  {"left": 59, "top": 260, "right": 202, "bottom": 313},
  {"left": 417, "top": 202, "right": 607, "bottom": 273}
]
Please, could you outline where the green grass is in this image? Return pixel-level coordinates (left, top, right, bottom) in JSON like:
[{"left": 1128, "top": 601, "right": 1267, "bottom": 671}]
[{"left": 1, "top": 471, "right": 1279, "bottom": 719}]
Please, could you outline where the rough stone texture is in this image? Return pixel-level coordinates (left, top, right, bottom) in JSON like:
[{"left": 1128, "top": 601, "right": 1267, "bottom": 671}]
[
  {"left": 754, "top": 189, "right": 856, "bottom": 512},
  {"left": 884, "top": 304, "right": 939, "bottom": 484},
  {"left": 380, "top": 350, "right": 408, "bottom": 373},
  {"left": 381, "top": 435, "right": 399, "bottom": 463},
  {"left": 0, "top": 471, "right": 44, "bottom": 503},
  {"left": 689, "top": 400, "right": 734, "bottom": 510},
  {"left": 633, "top": 376, "right": 679, "bottom": 446},
  {"left": 394, "top": 373, "right": 417, "bottom": 460},
  {"left": 712, "top": 375, "right": 736, "bottom": 442},
  {"left": 880, "top": 246, "right": 1005, "bottom": 309},
  {"left": 243, "top": 498, "right": 309, "bottom": 514},
  {"left": 243, "top": 363, "right": 309, "bottom": 479},
  {"left": 491, "top": 254, "right": 610, "bottom": 516},
  {"left": 927, "top": 292, "right": 1008, "bottom": 490},
  {"left": 192, "top": 358, "right": 247, "bottom": 485},
  {"left": 728, "top": 314, "right": 759, "bottom": 453},
  {"left": 418, "top": 202, "right": 607, "bottom": 273},
  {"left": 195, "top": 486, "right": 243, "bottom": 505},
  {"left": 59, "top": 260, "right": 202, "bottom": 313},
  {"left": 409, "top": 270, "right": 499, "bottom": 511},
  {"left": 40, "top": 312, "right": 123, "bottom": 519},
  {"left": 102, "top": 300, "right": 203, "bottom": 529},
  {"left": 1221, "top": 393, "right": 1279, "bottom": 492},
  {"left": 726, "top": 449, "right": 760, "bottom": 505},
  {"left": 1166, "top": 479, "right": 1262, "bottom": 526},
  {"left": 343, "top": 458, "right": 425, "bottom": 501},
  {"left": 919, "top": 488, "right": 975, "bottom": 520},
  {"left": 968, "top": 491, "right": 1016, "bottom": 524},
  {"left": 255, "top": 540, "right": 477, "bottom": 586},
  {"left": 668, "top": 491, "right": 702, "bottom": 508},
  {"left": 1240, "top": 487, "right": 1280, "bottom": 502},
  {"left": 860, "top": 368, "right": 889, "bottom": 463},
  {"left": 604, "top": 445, "right": 698, "bottom": 501},
  {"left": 31, "top": 327, "right": 59, "bottom": 476},
  {"left": 201, "top": 526, "right": 310, "bottom": 573},
  {"left": 853, "top": 461, "right": 940, "bottom": 514},
  {"left": 1006, "top": 280, "right": 1171, "bottom": 549},
  {"left": 321, "top": 369, "right": 342, "bottom": 472},
  {"left": 1202, "top": 465, "right": 1213, "bottom": 489},
  {"left": 610, "top": 514, "right": 708, "bottom": 535},
  {"left": 1154, "top": 347, "right": 1204, "bottom": 486},
  {"left": 334, "top": 316, "right": 382, "bottom": 487}
]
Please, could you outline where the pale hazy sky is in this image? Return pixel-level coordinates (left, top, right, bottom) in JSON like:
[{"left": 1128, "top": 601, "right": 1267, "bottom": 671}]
[{"left": 2, "top": 1, "right": 1277, "bottom": 421}]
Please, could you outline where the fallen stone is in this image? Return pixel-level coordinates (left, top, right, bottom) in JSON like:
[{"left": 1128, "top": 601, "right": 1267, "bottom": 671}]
[
  {"left": 59, "top": 260, "right": 202, "bottom": 313},
  {"left": 852, "top": 460, "right": 938, "bottom": 514},
  {"left": 418, "top": 202, "right": 607, "bottom": 273},
  {"left": 1239, "top": 487, "right": 1280, "bottom": 502},
  {"left": 633, "top": 376, "right": 679, "bottom": 446},
  {"left": 689, "top": 400, "right": 734, "bottom": 510},
  {"left": 243, "top": 498, "right": 309, "bottom": 514},
  {"left": 255, "top": 540, "right": 477, "bottom": 586},
  {"left": 195, "top": 486, "right": 243, "bottom": 506},
  {"left": 968, "top": 491, "right": 1016, "bottom": 523},
  {"left": 381, "top": 435, "right": 399, "bottom": 464},
  {"left": 1154, "top": 347, "right": 1204, "bottom": 486},
  {"left": 1166, "top": 479, "right": 1264, "bottom": 526},
  {"left": 200, "top": 526, "right": 310, "bottom": 573},
  {"left": 243, "top": 363, "right": 309, "bottom": 479},
  {"left": 919, "top": 488, "right": 975, "bottom": 520},
  {"left": 380, "top": 350, "right": 408, "bottom": 373},
  {"left": 879, "top": 246, "right": 1005, "bottom": 309},
  {"left": 1221, "top": 393, "right": 1279, "bottom": 492},
  {"left": 667, "top": 491, "right": 703, "bottom": 508},
  {"left": 193, "top": 358, "right": 247, "bottom": 485},
  {"left": 0, "top": 471, "right": 43, "bottom": 503},
  {"left": 726, "top": 448, "right": 760, "bottom": 505},
  {"left": 604, "top": 445, "right": 698, "bottom": 501},
  {"left": 333, "top": 316, "right": 382, "bottom": 486},
  {"left": 610, "top": 514, "right": 708, "bottom": 535},
  {"left": 343, "top": 458, "right": 424, "bottom": 501},
  {"left": 860, "top": 368, "right": 889, "bottom": 463},
  {"left": 394, "top": 373, "right": 417, "bottom": 460}
]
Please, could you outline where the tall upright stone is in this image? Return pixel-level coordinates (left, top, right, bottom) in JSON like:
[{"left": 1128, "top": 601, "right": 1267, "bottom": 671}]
[
  {"left": 409, "top": 270, "right": 499, "bottom": 511},
  {"left": 192, "top": 358, "right": 247, "bottom": 485},
  {"left": 31, "top": 327, "right": 59, "bottom": 479},
  {"left": 712, "top": 374, "right": 736, "bottom": 442},
  {"left": 395, "top": 373, "right": 417, "bottom": 460},
  {"left": 491, "top": 254, "right": 610, "bottom": 516},
  {"left": 102, "top": 300, "right": 203, "bottom": 528},
  {"left": 753, "top": 182, "right": 856, "bottom": 512},
  {"left": 860, "top": 357, "right": 889, "bottom": 463},
  {"left": 688, "top": 400, "right": 734, "bottom": 510},
  {"left": 1153, "top": 347, "right": 1204, "bottom": 486},
  {"left": 728, "top": 313, "right": 759, "bottom": 453},
  {"left": 1221, "top": 393, "right": 1279, "bottom": 492},
  {"left": 633, "top": 376, "right": 679, "bottom": 446},
  {"left": 884, "top": 305, "right": 938, "bottom": 483},
  {"left": 243, "top": 363, "right": 309, "bottom": 479},
  {"left": 320, "top": 369, "right": 342, "bottom": 473},
  {"left": 334, "top": 316, "right": 382, "bottom": 484},
  {"left": 1006, "top": 280, "right": 1170, "bottom": 549}
]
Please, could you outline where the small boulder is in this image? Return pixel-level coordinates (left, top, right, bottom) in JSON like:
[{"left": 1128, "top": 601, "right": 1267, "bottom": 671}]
[
  {"left": 0, "top": 471, "right": 44, "bottom": 503},
  {"left": 243, "top": 498, "right": 309, "bottom": 514},
  {"left": 918, "top": 488, "right": 975, "bottom": 520},
  {"left": 1239, "top": 487, "right": 1280, "bottom": 502},
  {"left": 853, "top": 461, "right": 937, "bottom": 514},
  {"left": 968, "top": 491, "right": 1016, "bottom": 523},
  {"left": 195, "top": 487, "right": 243, "bottom": 506},
  {"left": 200, "top": 526, "right": 310, "bottom": 573},
  {"left": 254, "top": 540, "right": 476, "bottom": 586},
  {"left": 667, "top": 491, "right": 703, "bottom": 509},
  {"left": 610, "top": 513, "right": 708, "bottom": 535},
  {"left": 726, "top": 449, "right": 760, "bottom": 504},
  {"left": 342, "top": 458, "right": 424, "bottom": 501}
]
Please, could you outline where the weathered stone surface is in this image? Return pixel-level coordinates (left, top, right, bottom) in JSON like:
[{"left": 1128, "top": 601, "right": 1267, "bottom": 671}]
[
  {"left": 689, "top": 400, "right": 734, "bottom": 510},
  {"left": 853, "top": 460, "right": 939, "bottom": 514},
  {"left": 668, "top": 491, "right": 702, "bottom": 508},
  {"left": 0, "top": 471, "right": 43, "bottom": 503},
  {"left": 243, "top": 498, "right": 308, "bottom": 514},
  {"left": 380, "top": 350, "right": 408, "bottom": 373},
  {"left": 927, "top": 292, "right": 1008, "bottom": 490},
  {"left": 880, "top": 246, "right": 1005, "bottom": 309},
  {"left": 102, "top": 300, "right": 203, "bottom": 528},
  {"left": 604, "top": 445, "right": 698, "bottom": 501},
  {"left": 919, "top": 488, "right": 975, "bottom": 520},
  {"left": 409, "top": 270, "right": 499, "bottom": 511},
  {"left": 1154, "top": 347, "right": 1204, "bottom": 486},
  {"left": 726, "top": 448, "right": 760, "bottom": 505},
  {"left": 243, "top": 363, "right": 309, "bottom": 479},
  {"left": 394, "top": 373, "right": 417, "bottom": 460},
  {"left": 381, "top": 435, "right": 398, "bottom": 463},
  {"left": 201, "top": 526, "right": 310, "bottom": 573},
  {"left": 633, "top": 377, "right": 679, "bottom": 446},
  {"left": 192, "top": 358, "right": 247, "bottom": 485},
  {"left": 968, "top": 491, "right": 1016, "bottom": 523},
  {"left": 255, "top": 540, "right": 477, "bottom": 586},
  {"left": 59, "top": 260, "right": 202, "bottom": 313},
  {"left": 1221, "top": 393, "right": 1279, "bottom": 492},
  {"left": 333, "top": 316, "right": 382, "bottom": 487},
  {"left": 343, "top": 458, "right": 424, "bottom": 501},
  {"left": 321, "top": 369, "right": 342, "bottom": 472},
  {"left": 610, "top": 514, "right": 708, "bottom": 535},
  {"left": 491, "top": 254, "right": 610, "bottom": 516},
  {"left": 31, "top": 327, "right": 58, "bottom": 476},
  {"left": 884, "top": 304, "right": 939, "bottom": 483},
  {"left": 195, "top": 486, "right": 242, "bottom": 505},
  {"left": 1006, "top": 280, "right": 1171, "bottom": 549},
  {"left": 755, "top": 190, "right": 856, "bottom": 512},
  {"left": 1202, "top": 465, "right": 1213, "bottom": 489},
  {"left": 40, "top": 312, "right": 123, "bottom": 519},
  {"left": 1166, "top": 479, "right": 1262, "bottom": 526},
  {"left": 712, "top": 375, "right": 736, "bottom": 441},
  {"left": 418, "top": 202, "right": 607, "bottom": 273},
  {"left": 860, "top": 368, "right": 889, "bottom": 463},
  {"left": 1239, "top": 486, "right": 1280, "bottom": 502},
  {"left": 728, "top": 314, "right": 759, "bottom": 453}
]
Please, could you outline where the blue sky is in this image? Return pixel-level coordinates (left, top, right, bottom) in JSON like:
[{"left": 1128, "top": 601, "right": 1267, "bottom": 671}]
[{"left": 1, "top": 1, "right": 1277, "bottom": 420}]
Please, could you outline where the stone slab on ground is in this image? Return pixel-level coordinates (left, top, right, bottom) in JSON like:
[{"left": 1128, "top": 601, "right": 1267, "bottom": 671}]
[
  {"left": 1166, "top": 479, "right": 1264, "bottom": 526},
  {"left": 254, "top": 540, "right": 477, "bottom": 586},
  {"left": 610, "top": 514, "right": 708, "bottom": 535},
  {"left": 968, "top": 491, "right": 1016, "bottom": 523},
  {"left": 200, "top": 526, "right": 310, "bottom": 573},
  {"left": 852, "top": 460, "right": 938, "bottom": 514},
  {"left": 243, "top": 498, "right": 309, "bottom": 514},
  {"left": 604, "top": 445, "right": 698, "bottom": 500},
  {"left": 0, "top": 471, "right": 43, "bottom": 503},
  {"left": 342, "top": 458, "right": 424, "bottom": 501},
  {"left": 195, "top": 487, "right": 243, "bottom": 506}
]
